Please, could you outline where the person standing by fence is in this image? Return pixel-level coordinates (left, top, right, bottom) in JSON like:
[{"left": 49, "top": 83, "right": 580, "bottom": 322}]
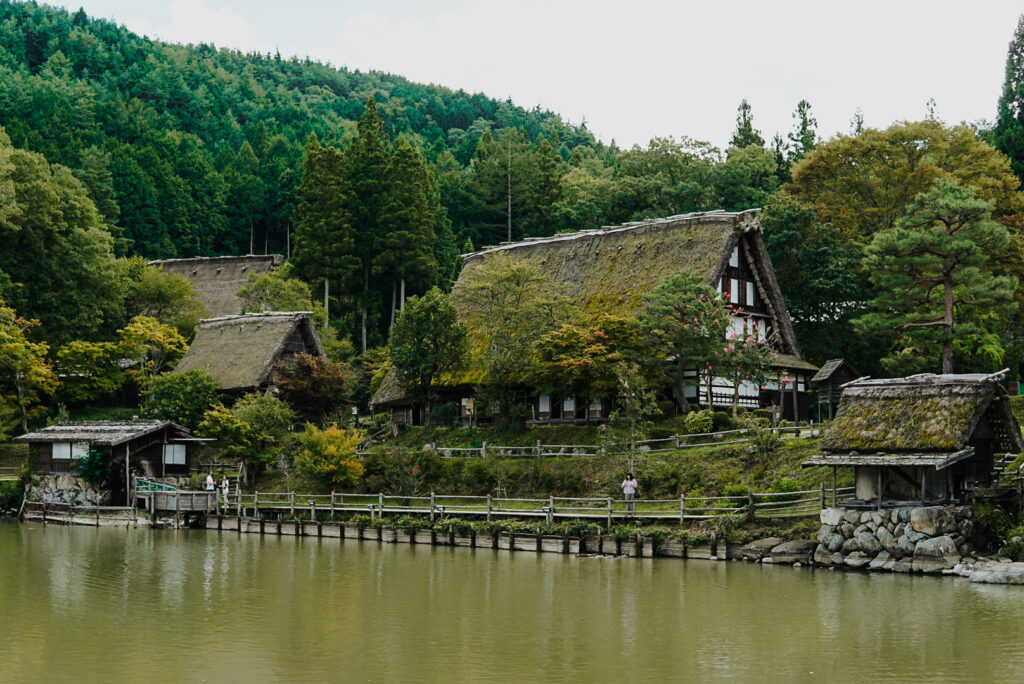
[
  {"left": 622, "top": 473, "right": 639, "bottom": 515},
  {"left": 220, "top": 474, "right": 230, "bottom": 505}
]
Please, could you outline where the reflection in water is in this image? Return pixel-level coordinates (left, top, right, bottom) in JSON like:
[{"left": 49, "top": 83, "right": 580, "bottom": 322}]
[{"left": 2, "top": 521, "right": 1024, "bottom": 683}]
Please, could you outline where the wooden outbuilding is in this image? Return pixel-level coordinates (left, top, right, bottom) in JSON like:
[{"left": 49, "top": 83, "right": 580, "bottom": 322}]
[
  {"left": 16, "top": 420, "right": 200, "bottom": 503},
  {"left": 373, "top": 209, "right": 817, "bottom": 424},
  {"left": 810, "top": 359, "right": 861, "bottom": 420},
  {"left": 173, "top": 312, "right": 325, "bottom": 394},
  {"left": 803, "top": 372, "right": 1024, "bottom": 508}
]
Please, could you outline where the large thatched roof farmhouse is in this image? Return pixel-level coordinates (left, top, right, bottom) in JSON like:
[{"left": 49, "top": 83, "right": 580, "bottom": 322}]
[
  {"left": 149, "top": 254, "right": 283, "bottom": 317},
  {"left": 804, "top": 373, "right": 1024, "bottom": 506},
  {"left": 174, "top": 312, "right": 324, "bottom": 393},
  {"left": 373, "top": 209, "right": 817, "bottom": 424}
]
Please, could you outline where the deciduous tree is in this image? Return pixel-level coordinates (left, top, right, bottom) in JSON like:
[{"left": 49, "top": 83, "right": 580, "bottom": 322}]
[
  {"left": 0, "top": 304, "right": 57, "bottom": 433},
  {"left": 273, "top": 353, "right": 350, "bottom": 425}
]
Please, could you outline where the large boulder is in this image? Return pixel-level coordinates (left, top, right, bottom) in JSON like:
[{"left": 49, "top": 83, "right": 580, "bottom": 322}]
[
  {"left": 741, "top": 537, "right": 783, "bottom": 561},
  {"left": 769, "top": 540, "right": 817, "bottom": 564},
  {"left": 910, "top": 507, "right": 954, "bottom": 536},
  {"left": 912, "top": 535, "right": 960, "bottom": 573},
  {"left": 844, "top": 552, "right": 873, "bottom": 569},
  {"left": 820, "top": 508, "right": 845, "bottom": 526}
]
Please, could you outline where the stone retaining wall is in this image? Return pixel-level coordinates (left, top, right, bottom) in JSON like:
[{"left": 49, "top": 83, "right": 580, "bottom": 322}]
[
  {"left": 27, "top": 474, "right": 109, "bottom": 506},
  {"left": 811, "top": 505, "right": 974, "bottom": 573}
]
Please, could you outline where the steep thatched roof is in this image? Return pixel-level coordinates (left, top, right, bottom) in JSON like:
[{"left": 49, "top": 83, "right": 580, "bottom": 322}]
[
  {"left": 174, "top": 312, "right": 324, "bottom": 392},
  {"left": 149, "top": 255, "right": 283, "bottom": 317},
  {"left": 813, "top": 373, "right": 1024, "bottom": 459},
  {"left": 15, "top": 420, "right": 192, "bottom": 445},
  {"left": 458, "top": 209, "right": 799, "bottom": 355},
  {"left": 371, "top": 209, "right": 807, "bottom": 408}
]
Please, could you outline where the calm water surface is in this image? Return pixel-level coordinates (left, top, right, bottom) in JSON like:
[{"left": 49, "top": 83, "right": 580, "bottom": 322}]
[{"left": 2, "top": 520, "right": 1024, "bottom": 683}]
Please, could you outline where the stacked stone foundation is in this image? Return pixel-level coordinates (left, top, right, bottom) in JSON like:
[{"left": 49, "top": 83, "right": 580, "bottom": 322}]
[{"left": 813, "top": 505, "right": 974, "bottom": 574}]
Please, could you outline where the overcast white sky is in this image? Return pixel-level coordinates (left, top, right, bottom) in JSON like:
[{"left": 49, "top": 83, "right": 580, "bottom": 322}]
[{"left": 50, "top": 0, "right": 1024, "bottom": 149}]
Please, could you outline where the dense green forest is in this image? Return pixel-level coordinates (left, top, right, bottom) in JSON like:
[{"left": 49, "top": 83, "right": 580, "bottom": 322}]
[{"left": 5, "top": 0, "right": 1024, "bottom": 435}]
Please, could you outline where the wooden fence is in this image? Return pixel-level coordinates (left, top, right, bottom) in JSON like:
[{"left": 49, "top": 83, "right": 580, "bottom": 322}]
[
  {"left": 0, "top": 466, "right": 19, "bottom": 481},
  {"left": 222, "top": 485, "right": 854, "bottom": 524},
  {"left": 20, "top": 500, "right": 138, "bottom": 526},
  {"left": 361, "top": 424, "right": 823, "bottom": 460}
]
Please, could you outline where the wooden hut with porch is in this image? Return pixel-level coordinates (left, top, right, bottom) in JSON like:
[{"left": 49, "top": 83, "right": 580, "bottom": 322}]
[
  {"left": 173, "top": 312, "right": 325, "bottom": 394},
  {"left": 149, "top": 254, "right": 283, "bottom": 317},
  {"left": 16, "top": 420, "right": 199, "bottom": 504},
  {"left": 803, "top": 372, "right": 1024, "bottom": 508},
  {"left": 811, "top": 358, "right": 861, "bottom": 421},
  {"left": 372, "top": 209, "right": 817, "bottom": 424}
]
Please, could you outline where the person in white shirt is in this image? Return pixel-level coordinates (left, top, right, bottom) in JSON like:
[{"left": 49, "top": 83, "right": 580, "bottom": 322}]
[
  {"left": 205, "top": 472, "right": 215, "bottom": 491},
  {"left": 621, "top": 472, "right": 639, "bottom": 515},
  {"left": 220, "top": 475, "right": 230, "bottom": 504}
]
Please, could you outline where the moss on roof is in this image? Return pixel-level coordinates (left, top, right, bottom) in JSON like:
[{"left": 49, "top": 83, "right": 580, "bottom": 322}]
[
  {"left": 174, "top": 312, "right": 323, "bottom": 392},
  {"left": 819, "top": 375, "right": 1024, "bottom": 454}
]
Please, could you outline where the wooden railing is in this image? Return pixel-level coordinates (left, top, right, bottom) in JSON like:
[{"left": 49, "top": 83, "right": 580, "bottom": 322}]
[
  {"left": 20, "top": 500, "right": 138, "bottom": 525},
  {"left": 223, "top": 485, "right": 854, "bottom": 523},
  {"left": 364, "top": 424, "right": 823, "bottom": 460}
]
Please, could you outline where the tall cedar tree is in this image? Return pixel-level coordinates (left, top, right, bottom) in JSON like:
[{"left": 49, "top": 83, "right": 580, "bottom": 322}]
[
  {"left": 346, "top": 98, "right": 392, "bottom": 351},
  {"left": 639, "top": 270, "right": 730, "bottom": 413},
  {"left": 292, "top": 134, "right": 358, "bottom": 321},
  {"left": 730, "top": 100, "right": 765, "bottom": 149},
  {"left": 995, "top": 15, "right": 1024, "bottom": 182},
  {"left": 388, "top": 287, "right": 467, "bottom": 424},
  {"left": 854, "top": 180, "right": 1017, "bottom": 374},
  {"left": 376, "top": 137, "right": 439, "bottom": 325}
]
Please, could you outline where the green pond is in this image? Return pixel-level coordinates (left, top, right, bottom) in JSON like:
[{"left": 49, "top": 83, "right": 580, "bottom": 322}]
[{"left": 2, "top": 520, "right": 1024, "bottom": 683}]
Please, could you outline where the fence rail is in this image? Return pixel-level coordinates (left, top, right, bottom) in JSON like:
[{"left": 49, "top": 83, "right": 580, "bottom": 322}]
[
  {"left": 222, "top": 485, "right": 854, "bottom": 523},
  {"left": 380, "top": 425, "right": 822, "bottom": 460},
  {"left": 0, "top": 466, "right": 19, "bottom": 480},
  {"left": 20, "top": 500, "right": 138, "bottom": 525}
]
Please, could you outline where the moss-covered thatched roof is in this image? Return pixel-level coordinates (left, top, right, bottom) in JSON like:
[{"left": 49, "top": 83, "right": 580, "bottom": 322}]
[
  {"left": 817, "top": 373, "right": 1024, "bottom": 455},
  {"left": 149, "top": 255, "right": 283, "bottom": 317},
  {"left": 15, "top": 420, "right": 192, "bottom": 445},
  {"left": 372, "top": 209, "right": 806, "bottom": 408},
  {"left": 811, "top": 359, "right": 859, "bottom": 384},
  {"left": 174, "top": 312, "right": 324, "bottom": 392}
]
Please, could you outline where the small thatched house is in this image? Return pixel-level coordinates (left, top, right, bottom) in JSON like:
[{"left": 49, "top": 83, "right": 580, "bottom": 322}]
[
  {"left": 173, "top": 312, "right": 325, "bottom": 393},
  {"left": 149, "top": 255, "right": 283, "bottom": 317},
  {"left": 373, "top": 209, "right": 817, "bottom": 424},
  {"left": 804, "top": 373, "right": 1024, "bottom": 506},
  {"left": 811, "top": 358, "right": 862, "bottom": 420},
  {"left": 16, "top": 420, "right": 199, "bottom": 503}
]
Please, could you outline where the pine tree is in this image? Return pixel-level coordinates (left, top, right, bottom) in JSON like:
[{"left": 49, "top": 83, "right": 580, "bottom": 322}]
[
  {"left": 994, "top": 15, "right": 1024, "bottom": 181},
  {"left": 730, "top": 99, "right": 765, "bottom": 149}
]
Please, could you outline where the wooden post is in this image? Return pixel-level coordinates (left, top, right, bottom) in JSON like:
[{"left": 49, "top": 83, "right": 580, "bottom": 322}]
[
  {"left": 330, "top": 492, "right": 335, "bottom": 521},
  {"left": 430, "top": 492, "right": 436, "bottom": 524},
  {"left": 41, "top": 500, "right": 46, "bottom": 524},
  {"left": 254, "top": 491, "right": 259, "bottom": 519},
  {"left": 481, "top": 441, "right": 487, "bottom": 459},
  {"left": 174, "top": 491, "right": 180, "bottom": 528},
  {"left": 832, "top": 467, "right": 837, "bottom": 506},
  {"left": 674, "top": 435, "right": 680, "bottom": 449},
  {"left": 379, "top": 492, "right": 384, "bottom": 519},
  {"left": 548, "top": 495, "right": 554, "bottom": 524},
  {"left": 486, "top": 494, "right": 492, "bottom": 522},
  {"left": 290, "top": 492, "right": 295, "bottom": 518},
  {"left": 310, "top": 499, "right": 316, "bottom": 521},
  {"left": 607, "top": 497, "right": 612, "bottom": 527},
  {"left": 680, "top": 495, "right": 685, "bottom": 522},
  {"left": 820, "top": 482, "right": 825, "bottom": 509},
  {"left": 748, "top": 487, "right": 755, "bottom": 519},
  {"left": 536, "top": 440, "right": 542, "bottom": 459},
  {"left": 95, "top": 506, "right": 100, "bottom": 527}
]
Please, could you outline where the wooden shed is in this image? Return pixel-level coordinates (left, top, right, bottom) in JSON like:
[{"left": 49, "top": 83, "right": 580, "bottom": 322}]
[
  {"left": 16, "top": 420, "right": 199, "bottom": 504},
  {"left": 803, "top": 372, "right": 1024, "bottom": 507},
  {"left": 173, "top": 312, "right": 325, "bottom": 394},
  {"left": 810, "top": 359, "right": 861, "bottom": 420}
]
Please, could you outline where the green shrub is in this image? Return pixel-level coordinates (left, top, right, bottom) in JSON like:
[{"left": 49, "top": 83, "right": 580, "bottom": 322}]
[
  {"left": 348, "top": 514, "right": 373, "bottom": 529},
  {"left": 72, "top": 448, "right": 111, "bottom": 487},
  {"left": 566, "top": 519, "right": 601, "bottom": 537},
  {"left": 684, "top": 409, "right": 713, "bottom": 434},
  {"left": 768, "top": 477, "right": 803, "bottom": 502},
  {"left": 0, "top": 480, "right": 24, "bottom": 510},
  {"left": 711, "top": 411, "right": 733, "bottom": 431},
  {"left": 998, "top": 526, "right": 1024, "bottom": 561},
  {"left": 656, "top": 400, "right": 677, "bottom": 418}
]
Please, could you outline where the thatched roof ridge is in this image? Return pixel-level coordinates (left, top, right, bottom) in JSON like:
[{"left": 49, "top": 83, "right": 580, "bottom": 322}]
[
  {"left": 819, "top": 373, "right": 1024, "bottom": 454},
  {"left": 15, "top": 420, "right": 192, "bottom": 445},
  {"left": 174, "top": 312, "right": 324, "bottom": 392},
  {"left": 149, "top": 254, "right": 283, "bottom": 317}
]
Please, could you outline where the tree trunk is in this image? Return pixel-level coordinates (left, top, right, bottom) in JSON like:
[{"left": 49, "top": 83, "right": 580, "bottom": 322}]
[
  {"left": 361, "top": 266, "right": 369, "bottom": 353},
  {"left": 390, "top": 281, "right": 397, "bottom": 328},
  {"left": 672, "top": 358, "right": 691, "bottom": 414},
  {"left": 400, "top": 278, "right": 406, "bottom": 311},
  {"left": 16, "top": 372, "right": 27, "bottom": 434},
  {"left": 942, "top": 270, "right": 954, "bottom": 374},
  {"left": 323, "top": 278, "right": 329, "bottom": 330},
  {"left": 732, "top": 379, "right": 740, "bottom": 417}
]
